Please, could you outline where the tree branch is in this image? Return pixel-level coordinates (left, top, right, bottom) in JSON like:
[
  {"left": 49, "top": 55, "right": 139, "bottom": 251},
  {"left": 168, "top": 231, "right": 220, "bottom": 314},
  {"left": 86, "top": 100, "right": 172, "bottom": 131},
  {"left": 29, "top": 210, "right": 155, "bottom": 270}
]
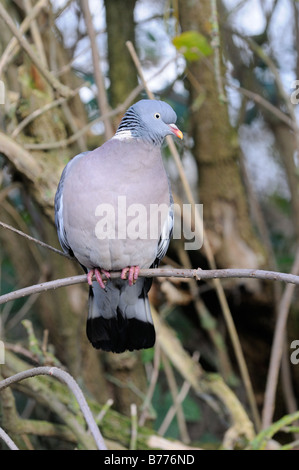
[
  {"left": 0, "top": 3, "right": 73, "bottom": 98},
  {"left": 11, "top": 84, "right": 86, "bottom": 138},
  {"left": 81, "top": 0, "right": 114, "bottom": 139},
  {"left": 0, "top": 0, "right": 48, "bottom": 76},
  {"left": 21, "top": 58, "right": 176, "bottom": 150},
  {"left": 0, "top": 221, "right": 72, "bottom": 260},
  {"left": 0, "top": 426, "right": 19, "bottom": 450},
  {"left": 1, "top": 268, "right": 299, "bottom": 306},
  {"left": 0, "top": 366, "right": 107, "bottom": 450},
  {"left": 262, "top": 247, "right": 299, "bottom": 429}
]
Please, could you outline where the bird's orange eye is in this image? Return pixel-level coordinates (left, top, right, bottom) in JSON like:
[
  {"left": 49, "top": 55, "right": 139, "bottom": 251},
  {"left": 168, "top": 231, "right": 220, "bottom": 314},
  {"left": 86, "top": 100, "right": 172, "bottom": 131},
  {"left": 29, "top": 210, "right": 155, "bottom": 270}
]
[{"left": 154, "top": 113, "right": 161, "bottom": 119}]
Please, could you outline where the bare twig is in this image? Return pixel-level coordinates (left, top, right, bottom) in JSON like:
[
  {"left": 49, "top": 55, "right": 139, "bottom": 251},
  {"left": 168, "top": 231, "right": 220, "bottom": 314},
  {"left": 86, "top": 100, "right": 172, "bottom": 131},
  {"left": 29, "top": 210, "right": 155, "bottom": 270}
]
[
  {"left": 139, "top": 343, "right": 161, "bottom": 426},
  {"left": 0, "top": 221, "right": 71, "bottom": 260},
  {"left": 158, "top": 378, "right": 191, "bottom": 439},
  {"left": 159, "top": 352, "right": 191, "bottom": 442},
  {"left": 246, "top": 37, "right": 299, "bottom": 133},
  {"left": 228, "top": 82, "right": 295, "bottom": 130},
  {"left": 262, "top": 247, "right": 299, "bottom": 429},
  {"left": 23, "top": 0, "right": 48, "bottom": 68},
  {"left": 130, "top": 404, "right": 138, "bottom": 451},
  {"left": 22, "top": 84, "right": 144, "bottom": 150},
  {"left": 22, "top": 58, "right": 176, "bottom": 150},
  {"left": 96, "top": 398, "right": 114, "bottom": 424},
  {"left": 0, "top": 0, "right": 48, "bottom": 76},
  {"left": 0, "top": 366, "right": 107, "bottom": 450},
  {"left": 0, "top": 3, "right": 72, "bottom": 98},
  {"left": 1, "top": 268, "right": 299, "bottom": 306},
  {"left": 81, "top": 0, "right": 114, "bottom": 139},
  {"left": 11, "top": 84, "right": 86, "bottom": 138},
  {"left": 186, "top": 44, "right": 294, "bottom": 130},
  {"left": 0, "top": 426, "right": 19, "bottom": 450}
]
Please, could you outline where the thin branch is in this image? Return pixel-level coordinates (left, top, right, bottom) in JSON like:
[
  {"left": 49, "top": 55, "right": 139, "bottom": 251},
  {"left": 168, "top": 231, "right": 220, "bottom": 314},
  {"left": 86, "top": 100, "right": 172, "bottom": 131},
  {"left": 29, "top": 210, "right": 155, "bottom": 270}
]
[
  {"left": 158, "top": 378, "right": 191, "bottom": 438},
  {"left": 80, "top": 0, "right": 114, "bottom": 139},
  {"left": 0, "top": 0, "right": 48, "bottom": 76},
  {"left": 228, "top": 82, "right": 295, "bottom": 130},
  {"left": 0, "top": 3, "right": 72, "bottom": 98},
  {"left": 188, "top": 55, "right": 295, "bottom": 130},
  {"left": 139, "top": 343, "right": 161, "bottom": 426},
  {"left": 0, "top": 426, "right": 19, "bottom": 450},
  {"left": 0, "top": 366, "right": 107, "bottom": 450},
  {"left": 54, "top": 28, "right": 106, "bottom": 78},
  {"left": 11, "top": 84, "right": 86, "bottom": 138},
  {"left": 246, "top": 37, "right": 299, "bottom": 133},
  {"left": 22, "top": 58, "right": 176, "bottom": 150},
  {"left": 0, "top": 221, "right": 71, "bottom": 260},
  {"left": 23, "top": 0, "right": 48, "bottom": 68},
  {"left": 96, "top": 398, "right": 114, "bottom": 424},
  {"left": 130, "top": 404, "right": 138, "bottom": 451},
  {"left": 22, "top": 84, "right": 143, "bottom": 150},
  {"left": 159, "top": 352, "right": 191, "bottom": 442},
  {"left": 262, "top": 247, "right": 299, "bottom": 429},
  {"left": 1, "top": 268, "right": 299, "bottom": 306}
]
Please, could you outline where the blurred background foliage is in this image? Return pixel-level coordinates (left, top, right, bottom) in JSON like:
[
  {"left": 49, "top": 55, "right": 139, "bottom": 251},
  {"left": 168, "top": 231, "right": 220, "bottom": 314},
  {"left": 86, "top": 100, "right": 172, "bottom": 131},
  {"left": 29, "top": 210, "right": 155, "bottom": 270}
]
[{"left": 1, "top": 0, "right": 299, "bottom": 450}]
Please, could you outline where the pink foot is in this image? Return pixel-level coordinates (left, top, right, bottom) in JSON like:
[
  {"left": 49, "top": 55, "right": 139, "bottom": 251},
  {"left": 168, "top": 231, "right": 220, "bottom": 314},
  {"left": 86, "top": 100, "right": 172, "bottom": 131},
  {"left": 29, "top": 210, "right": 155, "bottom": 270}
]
[
  {"left": 87, "top": 268, "right": 111, "bottom": 289},
  {"left": 121, "top": 266, "right": 140, "bottom": 286},
  {"left": 87, "top": 270, "right": 94, "bottom": 286}
]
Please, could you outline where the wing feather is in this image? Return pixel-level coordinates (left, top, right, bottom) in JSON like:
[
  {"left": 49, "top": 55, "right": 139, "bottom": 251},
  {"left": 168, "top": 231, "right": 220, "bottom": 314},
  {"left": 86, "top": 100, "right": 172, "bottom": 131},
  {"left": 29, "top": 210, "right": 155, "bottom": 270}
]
[{"left": 54, "top": 152, "right": 89, "bottom": 256}]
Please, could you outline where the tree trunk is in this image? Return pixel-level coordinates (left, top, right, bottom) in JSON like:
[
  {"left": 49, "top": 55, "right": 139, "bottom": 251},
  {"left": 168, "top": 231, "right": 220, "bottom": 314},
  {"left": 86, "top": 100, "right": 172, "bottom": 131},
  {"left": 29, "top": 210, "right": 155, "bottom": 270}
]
[{"left": 104, "top": 0, "right": 138, "bottom": 111}]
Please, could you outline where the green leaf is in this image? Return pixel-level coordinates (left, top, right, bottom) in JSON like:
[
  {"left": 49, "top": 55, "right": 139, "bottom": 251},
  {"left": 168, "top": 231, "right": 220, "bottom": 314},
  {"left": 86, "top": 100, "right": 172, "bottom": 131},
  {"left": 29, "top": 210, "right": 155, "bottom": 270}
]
[{"left": 172, "top": 31, "right": 213, "bottom": 61}]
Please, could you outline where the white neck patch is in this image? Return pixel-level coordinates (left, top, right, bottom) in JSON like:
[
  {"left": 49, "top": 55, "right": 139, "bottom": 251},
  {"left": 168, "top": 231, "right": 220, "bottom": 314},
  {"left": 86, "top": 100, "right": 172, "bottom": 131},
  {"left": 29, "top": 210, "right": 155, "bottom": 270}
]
[{"left": 113, "top": 129, "right": 134, "bottom": 140}]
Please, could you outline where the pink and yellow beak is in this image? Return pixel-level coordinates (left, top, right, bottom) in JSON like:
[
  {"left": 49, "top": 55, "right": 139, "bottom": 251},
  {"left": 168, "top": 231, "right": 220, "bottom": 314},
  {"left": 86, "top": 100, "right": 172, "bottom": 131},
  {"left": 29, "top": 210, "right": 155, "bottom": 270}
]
[{"left": 168, "top": 124, "right": 183, "bottom": 140}]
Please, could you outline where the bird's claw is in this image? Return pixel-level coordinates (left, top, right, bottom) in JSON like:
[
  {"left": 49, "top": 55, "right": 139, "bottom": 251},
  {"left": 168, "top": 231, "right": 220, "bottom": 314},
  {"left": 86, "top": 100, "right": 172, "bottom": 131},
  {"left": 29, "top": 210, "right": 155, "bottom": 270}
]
[
  {"left": 121, "top": 266, "right": 140, "bottom": 286},
  {"left": 87, "top": 268, "right": 111, "bottom": 289}
]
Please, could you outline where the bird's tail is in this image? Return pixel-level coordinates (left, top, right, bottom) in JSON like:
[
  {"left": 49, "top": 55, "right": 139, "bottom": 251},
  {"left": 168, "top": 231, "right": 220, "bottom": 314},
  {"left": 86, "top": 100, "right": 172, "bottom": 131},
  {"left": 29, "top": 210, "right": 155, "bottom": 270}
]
[{"left": 86, "top": 277, "right": 155, "bottom": 353}]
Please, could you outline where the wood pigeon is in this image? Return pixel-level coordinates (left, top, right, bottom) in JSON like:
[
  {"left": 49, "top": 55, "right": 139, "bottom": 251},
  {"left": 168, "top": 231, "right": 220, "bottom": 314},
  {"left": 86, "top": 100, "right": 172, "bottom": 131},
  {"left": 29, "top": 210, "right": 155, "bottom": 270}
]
[{"left": 55, "top": 99, "right": 183, "bottom": 353}]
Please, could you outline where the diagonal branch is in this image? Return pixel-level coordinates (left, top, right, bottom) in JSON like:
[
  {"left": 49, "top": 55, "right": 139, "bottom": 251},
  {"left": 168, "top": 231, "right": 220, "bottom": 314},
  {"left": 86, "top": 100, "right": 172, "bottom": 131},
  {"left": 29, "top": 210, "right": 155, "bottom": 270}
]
[
  {"left": 0, "top": 366, "right": 107, "bottom": 450},
  {"left": 0, "top": 426, "right": 19, "bottom": 450},
  {"left": 0, "top": 3, "right": 73, "bottom": 98},
  {"left": 0, "top": 221, "right": 72, "bottom": 260},
  {"left": 0, "top": 0, "right": 48, "bottom": 76},
  {"left": 262, "top": 247, "right": 299, "bottom": 429},
  {"left": 80, "top": 0, "right": 114, "bottom": 139}
]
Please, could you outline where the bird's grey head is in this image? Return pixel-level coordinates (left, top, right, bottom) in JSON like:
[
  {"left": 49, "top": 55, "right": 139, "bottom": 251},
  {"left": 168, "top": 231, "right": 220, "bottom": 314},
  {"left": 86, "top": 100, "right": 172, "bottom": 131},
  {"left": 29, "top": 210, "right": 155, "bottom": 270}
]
[{"left": 115, "top": 99, "right": 183, "bottom": 145}]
